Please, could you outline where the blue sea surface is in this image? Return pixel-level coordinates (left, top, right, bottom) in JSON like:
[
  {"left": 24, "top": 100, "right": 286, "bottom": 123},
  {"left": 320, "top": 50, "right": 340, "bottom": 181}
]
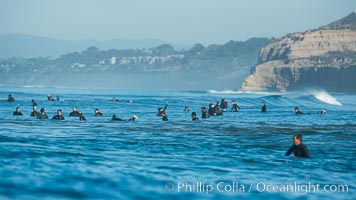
[{"left": 0, "top": 86, "right": 355, "bottom": 200}]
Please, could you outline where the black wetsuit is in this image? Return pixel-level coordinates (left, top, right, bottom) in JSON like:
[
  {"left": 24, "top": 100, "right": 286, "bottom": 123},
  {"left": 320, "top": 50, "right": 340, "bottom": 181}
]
[
  {"left": 13, "top": 111, "right": 23, "bottom": 116},
  {"left": 295, "top": 111, "right": 303, "bottom": 114},
  {"left": 209, "top": 102, "right": 220, "bottom": 116},
  {"left": 30, "top": 111, "right": 40, "bottom": 117},
  {"left": 52, "top": 115, "right": 65, "bottom": 120},
  {"left": 8, "top": 97, "right": 15, "bottom": 102},
  {"left": 157, "top": 104, "right": 168, "bottom": 116},
  {"left": 162, "top": 116, "right": 168, "bottom": 121},
  {"left": 95, "top": 112, "right": 103, "bottom": 117},
  {"left": 48, "top": 96, "right": 54, "bottom": 101},
  {"left": 285, "top": 144, "right": 310, "bottom": 158},
  {"left": 69, "top": 111, "right": 80, "bottom": 117},
  {"left": 261, "top": 105, "right": 267, "bottom": 112},
  {"left": 208, "top": 107, "right": 216, "bottom": 116},
  {"left": 112, "top": 116, "right": 124, "bottom": 121},
  {"left": 215, "top": 107, "right": 223, "bottom": 116},
  {"left": 37, "top": 113, "right": 48, "bottom": 119},
  {"left": 112, "top": 116, "right": 136, "bottom": 121},
  {"left": 202, "top": 111, "right": 210, "bottom": 119},
  {"left": 192, "top": 116, "right": 199, "bottom": 121},
  {"left": 79, "top": 116, "right": 86, "bottom": 121},
  {"left": 231, "top": 104, "right": 240, "bottom": 112},
  {"left": 220, "top": 100, "right": 228, "bottom": 110},
  {"left": 32, "top": 101, "right": 37, "bottom": 106}
]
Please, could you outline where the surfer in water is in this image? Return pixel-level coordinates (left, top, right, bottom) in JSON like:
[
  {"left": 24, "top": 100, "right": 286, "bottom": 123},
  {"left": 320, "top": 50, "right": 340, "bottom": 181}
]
[
  {"left": 94, "top": 108, "right": 103, "bottom": 117},
  {"left": 183, "top": 106, "right": 190, "bottom": 112},
  {"left": 8, "top": 94, "right": 15, "bottom": 102},
  {"left": 52, "top": 109, "right": 65, "bottom": 120},
  {"left": 319, "top": 109, "right": 327, "bottom": 114},
  {"left": 191, "top": 112, "right": 199, "bottom": 121},
  {"left": 112, "top": 114, "right": 138, "bottom": 121},
  {"left": 209, "top": 101, "right": 223, "bottom": 116},
  {"left": 47, "top": 94, "right": 55, "bottom": 101},
  {"left": 79, "top": 112, "right": 86, "bottom": 121},
  {"left": 285, "top": 134, "right": 310, "bottom": 158},
  {"left": 13, "top": 107, "right": 23, "bottom": 116},
  {"left": 261, "top": 101, "right": 267, "bottom": 112},
  {"left": 31, "top": 99, "right": 37, "bottom": 106},
  {"left": 231, "top": 100, "right": 240, "bottom": 112},
  {"left": 37, "top": 108, "right": 48, "bottom": 119},
  {"left": 220, "top": 98, "right": 228, "bottom": 110},
  {"left": 30, "top": 106, "right": 40, "bottom": 117},
  {"left": 162, "top": 112, "right": 168, "bottom": 121},
  {"left": 294, "top": 107, "right": 303, "bottom": 114},
  {"left": 201, "top": 107, "right": 209, "bottom": 119},
  {"left": 69, "top": 106, "right": 80, "bottom": 117},
  {"left": 157, "top": 102, "right": 168, "bottom": 116}
]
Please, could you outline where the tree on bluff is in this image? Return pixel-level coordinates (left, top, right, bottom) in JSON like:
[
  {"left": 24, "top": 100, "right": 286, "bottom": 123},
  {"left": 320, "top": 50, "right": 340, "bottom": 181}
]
[{"left": 152, "top": 44, "right": 175, "bottom": 56}]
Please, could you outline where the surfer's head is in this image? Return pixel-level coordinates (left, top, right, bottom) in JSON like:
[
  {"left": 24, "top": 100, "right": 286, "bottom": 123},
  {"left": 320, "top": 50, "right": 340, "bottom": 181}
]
[
  {"left": 261, "top": 101, "right": 265, "bottom": 106},
  {"left": 293, "top": 134, "right": 302, "bottom": 145}
]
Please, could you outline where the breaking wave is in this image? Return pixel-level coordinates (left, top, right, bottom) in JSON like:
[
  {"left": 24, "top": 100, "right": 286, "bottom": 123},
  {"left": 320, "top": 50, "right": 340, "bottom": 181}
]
[{"left": 311, "top": 90, "right": 342, "bottom": 106}]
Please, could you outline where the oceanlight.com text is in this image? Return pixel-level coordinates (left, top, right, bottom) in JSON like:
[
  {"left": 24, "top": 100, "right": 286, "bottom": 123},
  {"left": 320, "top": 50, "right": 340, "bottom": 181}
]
[{"left": 164, "top": 181, "right": 349, "bottom": 195}]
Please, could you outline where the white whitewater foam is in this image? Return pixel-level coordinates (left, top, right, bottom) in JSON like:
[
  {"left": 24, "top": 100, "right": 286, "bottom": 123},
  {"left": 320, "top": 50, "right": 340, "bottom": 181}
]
[{"left": 312, "top": 91, "right": 342, "bottom": 106}]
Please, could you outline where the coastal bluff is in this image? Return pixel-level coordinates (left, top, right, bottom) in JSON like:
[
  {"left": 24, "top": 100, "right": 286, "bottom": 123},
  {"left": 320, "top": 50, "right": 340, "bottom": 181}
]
[{"left": 241, "top": 12, "right": 356, "bottom": 93}]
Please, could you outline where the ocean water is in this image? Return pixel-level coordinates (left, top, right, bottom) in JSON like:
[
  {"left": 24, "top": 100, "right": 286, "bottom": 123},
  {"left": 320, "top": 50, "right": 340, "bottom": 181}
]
[{"left": 0, "top": 86, "right": 355, "bottom": 200}]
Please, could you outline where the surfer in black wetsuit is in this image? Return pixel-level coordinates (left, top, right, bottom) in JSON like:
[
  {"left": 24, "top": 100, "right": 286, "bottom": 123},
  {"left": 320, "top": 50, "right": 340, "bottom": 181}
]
[
  {"left": 112, "top": 114, "right": 124, "bottom": 121},
  {"left": 285, "top": 134, "right": 310, "bottom": 158},
  {"left": 261, "top": 101, "right": 267, "bottom": 112},
  {"left": 157, "top": 102, "right": 168, "bottom": 116},
  {"left": 94, "top": 108, "right": 103, "bottom": 117},
  {"left": 191, "top": 112, "right": 199, "bottom": 121},
  {"left": 13, "top": 107, "right": 23, "bottom": 116},
  {"left": 215, "top": 105, "right": 223, "bottom": 116},
  {"left": 79, "top": 112, "right": 86, "bottom": 121},
  {"left": 208, "top": 103, "right": 215, "bottom": 116},
  {"left": 112, "top": 114, "right": 138, "bottom": 121},
  {"left": 220, "top": 98, "right": 228, "bottom": 110},
  {"left": 162, "top": 112, "right": 168, "bottom": 121},
  {"left": 69, "top": 106, "right": 80, "bottom": 117},
  {"left": 8, "top": 94, "right": 15, "bottom": 102},
  {"left": 319, "top": 109, "right": 327, "bottom": 114},
  {"left": 30, "top": 106, "right": 40, "bottom": 117},
  {"left": 209, "top": 101, "right": 223, "bottom": 116},
  {"left": 208, "top": 102, "right": 218, "bottom": 116},
  {"left": 52, "top": 109, "right": 65, "bottom": 120},
  {"left": 183, "top": 106, "right": 190, "bottom": 112},
  {"left": 294, "top": 107, "right": 303, "bottom": 114},
  {"left": 231, "top": 100, "right": 240, "bottom": 112},
  {"left": 37, "top": 108, "right": 48, "bottom": 119},
  {"left": 201, "top": 107, "right": 210, "bottom": 119},
  {"left": 31, "top": 99, "right": 37, "bottom": 106},
  {"left": 47, "top": 94, "right": 55, "bottom": 101}
]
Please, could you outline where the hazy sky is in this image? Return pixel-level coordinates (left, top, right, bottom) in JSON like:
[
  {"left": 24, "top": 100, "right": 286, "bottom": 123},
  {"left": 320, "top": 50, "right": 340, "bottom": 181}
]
[{"left": 0, "top": 0, "right": 355, "bottom": 45}]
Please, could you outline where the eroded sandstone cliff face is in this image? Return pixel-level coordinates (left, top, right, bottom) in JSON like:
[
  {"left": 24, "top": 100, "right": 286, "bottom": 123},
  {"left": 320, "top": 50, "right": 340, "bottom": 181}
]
[{"left": 241, "top": 12, "right": 356, "bottom": 93}]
